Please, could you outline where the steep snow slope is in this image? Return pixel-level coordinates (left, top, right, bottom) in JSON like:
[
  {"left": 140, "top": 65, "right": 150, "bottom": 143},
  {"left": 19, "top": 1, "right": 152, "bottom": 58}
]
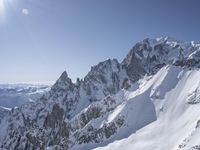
[
  {"left": 71, "top": 81, "right": 156, "bottom": 150},
  {"left": 95, "top": 65, "right": 200, "bottom": 150}
]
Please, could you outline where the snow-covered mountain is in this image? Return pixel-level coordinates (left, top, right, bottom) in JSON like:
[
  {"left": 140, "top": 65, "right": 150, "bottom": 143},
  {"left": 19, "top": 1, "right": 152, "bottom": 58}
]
[
  {"left": 95, "top": 65, "right": 200, "bottom": 150},
  {"left": 1, "top": 37, "right": 200, "bottom": 150},
  {"left": 0, "top": 84, "right": 50, "bottom": 108},
  {"left": 0, "top": 84, "right": 50, "bottom": 126}
]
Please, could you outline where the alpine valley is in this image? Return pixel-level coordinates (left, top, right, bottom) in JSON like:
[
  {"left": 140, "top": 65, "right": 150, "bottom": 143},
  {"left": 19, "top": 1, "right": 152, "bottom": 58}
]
[{"left": 1, "top": 37, "right": 200, "bottom": 150}]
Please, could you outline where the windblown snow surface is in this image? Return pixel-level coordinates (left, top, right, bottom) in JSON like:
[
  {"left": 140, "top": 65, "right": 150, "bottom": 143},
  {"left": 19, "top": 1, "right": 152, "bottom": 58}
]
[{"left": 95, "top": 65, "right": 200, "bottom": 150}]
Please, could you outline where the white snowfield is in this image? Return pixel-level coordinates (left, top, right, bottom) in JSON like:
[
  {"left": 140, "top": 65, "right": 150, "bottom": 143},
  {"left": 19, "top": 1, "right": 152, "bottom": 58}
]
[{"left": 95, "top": 65, "right": 200, "bottom": 150}]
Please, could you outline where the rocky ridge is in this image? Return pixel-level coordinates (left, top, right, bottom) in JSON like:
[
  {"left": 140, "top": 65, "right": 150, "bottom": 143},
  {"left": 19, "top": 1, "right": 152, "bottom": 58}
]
[{"left": 0, "top": 37, "right": 200, "bottom": 150}]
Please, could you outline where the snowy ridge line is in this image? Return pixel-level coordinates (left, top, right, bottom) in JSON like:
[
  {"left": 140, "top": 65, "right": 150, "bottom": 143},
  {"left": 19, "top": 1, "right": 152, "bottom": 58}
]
[{"left": 0, "top": 37, "right": 200, "bottom": 150}]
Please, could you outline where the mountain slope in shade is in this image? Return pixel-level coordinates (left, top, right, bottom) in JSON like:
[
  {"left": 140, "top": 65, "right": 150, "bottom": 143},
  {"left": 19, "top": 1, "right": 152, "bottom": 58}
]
[
  {"left": 1, "top": 37, "right": 200, "bottom": 150},
  {"left": 0, "top": 106, "right": 10, "bottom": 124}
]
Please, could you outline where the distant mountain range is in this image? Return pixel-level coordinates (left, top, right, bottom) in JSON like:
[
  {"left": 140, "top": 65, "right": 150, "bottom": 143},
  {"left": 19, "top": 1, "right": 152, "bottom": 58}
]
[
  {"left": 1, "top": 37, "right": 200, "bottom": 150},
  {"left": 0, "top": 84, "right": 50, "bottom": 108}
]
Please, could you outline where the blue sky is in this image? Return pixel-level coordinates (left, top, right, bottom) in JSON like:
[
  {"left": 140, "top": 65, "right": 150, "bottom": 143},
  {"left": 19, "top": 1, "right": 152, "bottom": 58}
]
[{"left": 0, "top": 0, "right": 200, "bottom": 84}]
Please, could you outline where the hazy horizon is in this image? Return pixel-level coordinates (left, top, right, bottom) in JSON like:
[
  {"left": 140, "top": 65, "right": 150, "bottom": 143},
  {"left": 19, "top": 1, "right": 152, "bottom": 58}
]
[{"left": 1, "top": 0, "right": 200, "bottom": 84}]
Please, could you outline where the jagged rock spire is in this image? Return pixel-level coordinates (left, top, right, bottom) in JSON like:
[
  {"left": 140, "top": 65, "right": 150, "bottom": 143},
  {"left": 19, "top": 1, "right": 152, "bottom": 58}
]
[
  {"left": 59, "top": 71, "right": 68, "bottom": 81},
  {"left": 51, "top": 70, "right": 74, "bottom": 93}
]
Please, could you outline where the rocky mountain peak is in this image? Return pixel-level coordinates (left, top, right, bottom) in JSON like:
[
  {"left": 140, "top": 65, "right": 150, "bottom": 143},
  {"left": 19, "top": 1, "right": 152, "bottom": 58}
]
[
  {"left": 122, "top": 37, "right": 200, "bottom": 81},
  {"left": 85, "top": 59, "right": 120, "bottom": 78},
  {"left": 59, "top": 71, "right": 69, "bottom": 80},
  {"left": 51, "top": 71, "right": 74, "bottom": 92},
  {"left": 57, "top": 71, "right": 72, "bottom": 85},
  {"left": 1, "top": 37, "right": 200, "bottom": 150}
]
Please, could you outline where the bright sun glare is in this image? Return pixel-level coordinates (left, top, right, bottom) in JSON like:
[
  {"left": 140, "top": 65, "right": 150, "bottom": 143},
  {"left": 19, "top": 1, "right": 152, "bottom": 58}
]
[
  {"left": 0, "top": 0, "right": 5, "bottom": 16},
  {"left": 0, "top": 0, "right": 29, "bottom": 18}
]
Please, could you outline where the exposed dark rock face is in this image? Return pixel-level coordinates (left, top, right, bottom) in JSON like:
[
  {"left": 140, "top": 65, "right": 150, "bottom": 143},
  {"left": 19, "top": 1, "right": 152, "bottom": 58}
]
[
  {"left": 196, "top": 120, "right": 200, "bottom": 128},
  {"left": 44, "top": 104, "right": 65, "bottom": 129},
  {"left": 75, "top": 117, "right": 125, "bottom": 144},
  {"left": 191, "top": 145, "right": 200, "bottom": 150},
  {"left": 122, "top": 46, "right": 146, "bottom": 82}
]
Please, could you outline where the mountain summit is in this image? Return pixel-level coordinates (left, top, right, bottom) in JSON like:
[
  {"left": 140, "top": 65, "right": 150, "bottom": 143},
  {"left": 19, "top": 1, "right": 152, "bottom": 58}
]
[{"left": 1, "top": 37, "right": 200, "bottom": 150}]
